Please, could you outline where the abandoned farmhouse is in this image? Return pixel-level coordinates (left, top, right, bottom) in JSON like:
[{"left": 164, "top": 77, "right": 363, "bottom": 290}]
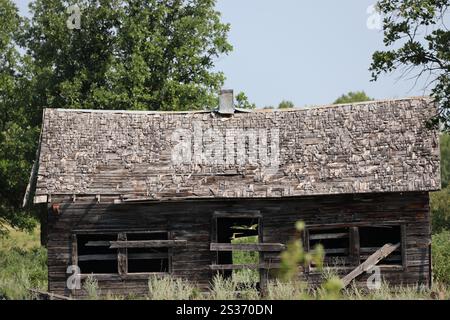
[{"left": 24, "top": 93, "right": 441, "bottom": 297}]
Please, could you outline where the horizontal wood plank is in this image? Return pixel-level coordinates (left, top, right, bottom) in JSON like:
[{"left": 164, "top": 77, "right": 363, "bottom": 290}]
[
  {"left": 109, "top": 240, "right": 187, "bottom": 249},
  {"left": 210, "top": 243, "right": 285, "bottom": 252},
  {"left": 310, "top": 233, "right": 348, "bottom": 240},
  {"left": 209, "top": 263, "right": 280, "bottom": 270}
]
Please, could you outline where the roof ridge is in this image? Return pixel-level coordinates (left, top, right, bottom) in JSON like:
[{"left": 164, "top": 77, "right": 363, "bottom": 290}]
[{"left": 45, "top": 96, "right": 431, "bottom": 115}]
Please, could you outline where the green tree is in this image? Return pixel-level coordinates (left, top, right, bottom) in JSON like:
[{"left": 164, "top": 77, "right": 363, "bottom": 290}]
[
  {"left": 235, "top": 91, "right": 256, "bottom": 109},
  {"left": 431, "top": 187, "right": 450, "bottom": 233},
  {"left": 430, "top": 134, "right": 450, "bottom": 234},
  {"left": 278, "top": 100, "right": 294, "bottom": 109},
  {"left": 333, "top": 91, "right": 373, "bottom": 104},
  {"left": 0, "top": 0, "right": 39, "bottom": 234},
  {"left": 25, "top": 0, "right": 232, "bottom": 112},
  {"left": 370, "top": 0, "right": 450, "bottom": 130},
  {"left": 441, "top": 133, "right": 450, "bottom": 188},
  {"left": 432, "top": 230, "right": 450, "bottom": 284}
]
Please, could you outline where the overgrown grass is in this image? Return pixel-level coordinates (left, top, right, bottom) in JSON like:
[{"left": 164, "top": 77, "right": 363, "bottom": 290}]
[
  {"left": 432, "top": 230, "right": 450, "bottom": 285},
  {"left": 141, "top": 275, "right": 450, "bottom": 300},
  {"left": 0, "top": 226, "right": 47, "bottom": 300},
  {"left": 343, "top": 282, "right": 450, "bottom": 300},
  {"left": 148, "top": 275, "right": 199, "bottom": 300}
]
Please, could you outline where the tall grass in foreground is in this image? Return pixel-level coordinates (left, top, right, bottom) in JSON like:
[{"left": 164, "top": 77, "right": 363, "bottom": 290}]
[
  {"left": 432, "top": 230, "right": 450, "bottom": 285},
  {"left": 147, "top": 275, "right": 199, "bottom": 300},
  {"left": 140, "top": 275, "right": 450, "bottom": 300},
  {"left": 0, "top": 226, "right": 47, "bottom": 300}
]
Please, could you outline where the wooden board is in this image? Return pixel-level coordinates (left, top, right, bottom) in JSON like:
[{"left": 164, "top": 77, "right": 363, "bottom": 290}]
[
  {"left": 209, "top": 263, "right": 281, "bottom": 270},
  {"left": 341, "top": 243, "right": 401, "bottom": 287},
  {"left": 109, "top": 240, "right": 187, "bottom": 249},
  {"left": 210, "top": 243, "right": 285, "bottom": 252}
]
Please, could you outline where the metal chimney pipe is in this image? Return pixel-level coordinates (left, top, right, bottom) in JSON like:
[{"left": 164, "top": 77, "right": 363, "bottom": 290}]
[{"left": 218, "top": 89, "right": 235, "bottom": 115}]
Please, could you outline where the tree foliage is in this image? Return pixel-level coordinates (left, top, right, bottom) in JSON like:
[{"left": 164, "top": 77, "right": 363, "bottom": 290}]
[
  {"left": 432, "top": 230, "right": 450, "bottom": 284},
  {"left": 25, "top": 0, "right": 232, "bottom": 112},
  {"left": 430, "top": 134, "right": 450, "bottom": 234},
  {"left": 278, "top": 100, "right": 294, "bottom": 109},
  {"left": 235, "top": 91, "right": 256, "bottom": 109},
  {"left": 0, "top": 0, "right": 39, "bottom": 233},
  {"left": 333, "top": 91, "right": 373, "bottom": 104},
  {"left": 370, "top": 0, "right": 450, "bottom": 130},
  {"left": 431, "top": 187, "right": 450, "bottom": 233},
  {"left": 441, "top": 133, "right": 450, "bottom": 188},
  {"left": 0, "top": 0, "right": 232, "bottom": 233}
]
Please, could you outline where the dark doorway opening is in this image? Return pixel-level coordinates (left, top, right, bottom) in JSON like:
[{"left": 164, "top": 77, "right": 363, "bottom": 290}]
[{"left": 215, "top": 217, "right": 260, "bottom": 285}]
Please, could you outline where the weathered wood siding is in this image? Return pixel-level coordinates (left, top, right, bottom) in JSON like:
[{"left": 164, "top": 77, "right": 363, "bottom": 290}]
[{"left": 47, "top": 191, "right": 431, "bottom": 297}]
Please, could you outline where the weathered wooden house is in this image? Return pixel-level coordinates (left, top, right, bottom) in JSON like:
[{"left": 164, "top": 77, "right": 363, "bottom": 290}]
[{"left": 24, "top": 93, "right": 441, "bottom": 297}]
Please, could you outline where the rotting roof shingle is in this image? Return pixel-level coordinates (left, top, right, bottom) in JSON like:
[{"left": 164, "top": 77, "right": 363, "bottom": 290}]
[{"left": 25, "top": 97, "right": 441, "bottom": 205}]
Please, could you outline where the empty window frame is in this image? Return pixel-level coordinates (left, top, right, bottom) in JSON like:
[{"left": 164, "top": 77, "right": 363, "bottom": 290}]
[
  {"left": 126, "top": 232, "right": 170, "bottom": 273},
  {"left": 359, "top": 226, "right": 403, "bottom": 266},
  {"left": 216, "top": 217, "right": 260, "bottom": 274},
  {"left": 305, "top": 224, "right": 405, "bottom": 269},
  {"left": 211, "top": 213, "right": 262, "bottom": 284},
  {"left": 306, "top": 227, "right": 353, "bottom": 267},
  {"left": 76, "top": 234, "right": 118, "bottom": 274},
  {"left": 73, "top": 231, "right": 172, "bottom": 276}
]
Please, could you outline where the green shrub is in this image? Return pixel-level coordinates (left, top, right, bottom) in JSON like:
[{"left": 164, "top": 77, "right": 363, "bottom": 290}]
[
  {"left": 432, "top": 230, "right": 450, "bottom": 284},
  {"left": 266, "top": 279, "right": 309, "bottom": 300},
  {"left": 440, "top": 133, "right": 450, "bottom": 188},
  {"left": 431, "top": 187, "right": 450, "bottom": 234},
  {"left": 0, "top": 246, "right": 47, "bottom": 300},
  {"left": 147, "top": 275, "right": 197, "bottom": 300},
  {"left": 278, "top": 100, "right": 295, "bottom": 109},
  {"left": 210, "top": 274, "right": 237, "bottom": 300},
  {"left": 83, "top": 275, "right": 100, "bottom": 300},
  {"left": 279, "top": 221, "right": 324, "bottom": 282},
  {"left": 344, "top": 282, "right": 431, "bottom": 300}
]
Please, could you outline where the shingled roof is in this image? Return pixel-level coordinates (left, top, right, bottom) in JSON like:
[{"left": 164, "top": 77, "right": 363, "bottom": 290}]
[{"left": 25, "top": 97, "right": 441, "bottom": 205}]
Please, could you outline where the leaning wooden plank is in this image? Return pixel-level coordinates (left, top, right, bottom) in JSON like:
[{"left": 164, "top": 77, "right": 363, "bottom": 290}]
[
  {"left": 341, "top": 242, "right": 401, "bottom": 288},
  {"left": 109, "top": 240, "right": 187, "bottom": 249},
  {"left": 29, "top": 288, "right": 72, "bottom": 300},
  {"left": 210, "top": 243, "right": 286, "bottom": 252}
]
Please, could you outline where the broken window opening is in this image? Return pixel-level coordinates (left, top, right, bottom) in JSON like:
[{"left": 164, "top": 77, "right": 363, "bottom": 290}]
[
  {"left": 214, "top": 217, "right": 261, "bottom": 285},
  {"left": 359, "top": 226, "right": 402, "bottom": 266},
  {"left": 127, "top": 232, "right": 170, "bottom": 273},
  {"left": 74, "top": 231, "right": 172, "bottom": 276},
  {"left": 308, "top": 227, "right": 351, "bottom": 268},
  {"left": 77, "top": 234, "right": 118, "bottom": 274},
  {"left": 305, "top": 224, "right": 404, "bottom": 270}
]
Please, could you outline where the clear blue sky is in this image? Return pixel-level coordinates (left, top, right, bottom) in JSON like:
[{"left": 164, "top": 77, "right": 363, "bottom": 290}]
[{"left": 15, "top": 0, "right": 429, "bottom": 107}]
